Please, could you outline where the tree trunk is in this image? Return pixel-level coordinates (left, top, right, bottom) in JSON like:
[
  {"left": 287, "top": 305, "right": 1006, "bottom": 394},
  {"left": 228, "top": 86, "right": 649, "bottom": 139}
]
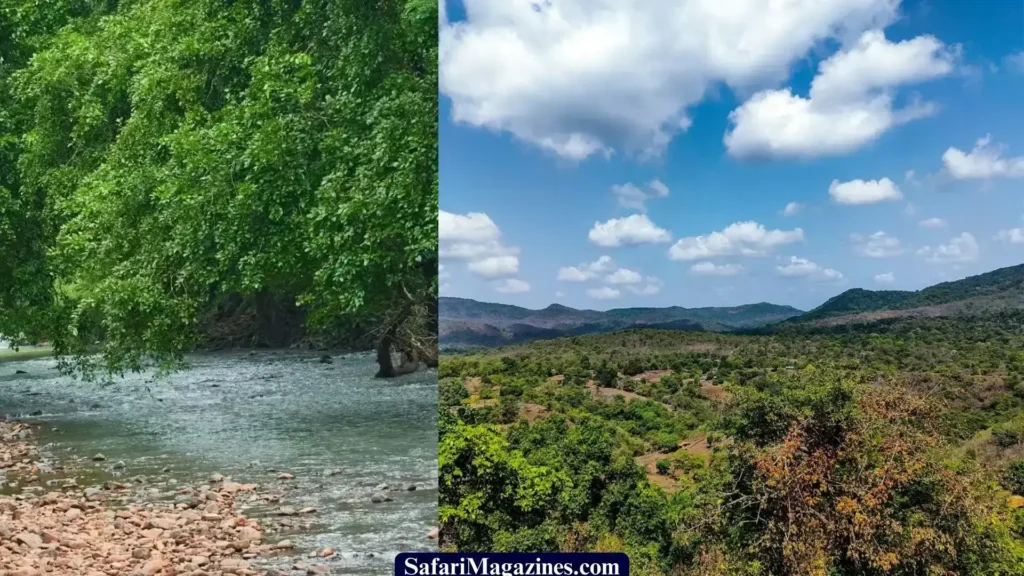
[{"left": 375, "top": 330, "right": 397, "bottom": 378}]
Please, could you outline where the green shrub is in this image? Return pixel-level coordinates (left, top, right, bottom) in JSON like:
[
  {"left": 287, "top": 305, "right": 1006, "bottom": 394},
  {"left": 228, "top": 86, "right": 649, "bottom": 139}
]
[{"left": 655, "top": 459, "right": 670, "bottom": 475}]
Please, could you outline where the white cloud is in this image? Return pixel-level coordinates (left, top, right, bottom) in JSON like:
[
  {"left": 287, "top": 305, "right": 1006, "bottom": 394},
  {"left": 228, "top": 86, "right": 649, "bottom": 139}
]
[
  {"left": 668, "top": 221, "right": 803, "bottom": 261},
  {"left": 1004, "top": 51, "right": 1024, "bottom": 74},
  {"left": 440, "top": 210, "right": 522, "bottom": 280},
  {"left": 605, "top": 268, "right": 643, "bottom": 285},
  {"left": 555, "top": 291, "right": 565, "bottom": 298},
  {"left": 996, "top": 228, "right": 1024, "bottom": 244},
  {"left": 587, "top": 286, "right": 621, "bottom": 300},
  {"left": 441, "top": 0, "right": 903, "bottom": 160},
  {"left": 725, "top": 30, "right": 954, "bottom": 159},
  {"left": 942, "top": 135, "right": 1024, "bottom": 180},
  {"left": 439, "top": 210, "right": 499, "bottom": 242},
  {"left": 781, "top": 202, "right": 802, "bottom": 216},
  {"left": 557, "top": 255, "right": 613, "bottom": 281},
  {"left": 829, "top": 178, "right": 903, "bottom": 205},
  {"left": 467, "top": 255, "right": 519, "bottom": 277},
  {"left": 904, "top": 169, "right": 921, "bottom": 186},
  {"left": 849, "top": 231, "right": 904, "bottom": 258},
  {"left": 611, "top": 180, "right": 669, "bottom": 212},
  {"left": 630, "top": 285, "right": 660, "bottom": 296},
  {"left": 917, "top": 232, "right": 980, "bottom": 263},
  {"left": 919, "top": 217, "right": 947, "bottom": 228},
  {"left": 690, "top": 262, "right": 744, "bottom": 276},
  {"left": 874, "top": 272, "right": 896, "bottom": 284},
  {"left": 439, "top": 264, "right": 451, "bottom": 280},
  {"left": 440, "top": 282, "right": 452, "bottom": 294},
  {"left": 494, "top": 278, "right": 531, "bottom": 294},
  {"left": 589, "top": 214, "right": 671, "bottom": 247},
  {"left": 776, "top": 256, "right": 844, "bottom": 282},
  {"left": 627, "top": 275, "right": 663, "bottom": 296}
]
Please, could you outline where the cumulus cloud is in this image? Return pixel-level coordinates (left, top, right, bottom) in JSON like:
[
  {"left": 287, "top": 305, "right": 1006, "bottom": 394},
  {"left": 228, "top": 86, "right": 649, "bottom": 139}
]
[
  {"left": 781, "top": 202, "right": 802, "bottom": 216},
  {"left": 917, "top": 232, "right": 980, "bottom": 263},
  {"left": 605, "top": 268, "right": 643, "bottom": 285},
  {"left": 494, "top": 278, "right": 531, "bottom": 294},
  {"left": 942, "top": 135, "right": 1024, "bottom": 180},
  {"left": 667, "top": 221, "right": 803, "bottom": 261},
  {"left": 440, "top": 209, "right": 522, "bottom": 279},
  {"left": 627, "top": 276, "right": 663, "bottom": 296},
  {"left": 1004, "top": 51, "right": 1024, "bottom": 74},
  {"left": 439, "top": 210, "right": 499, "bottom": 242},
  {"left": 690, "top": 262, "right": 744, "bottom": 276},
  {"left": 468, "top": 255, "right": 519, "bottom": 277},
  {"left": 919, "top": 217, "right": 947, "bottom": 228},
  {"left": 829, "top": 178, "right": 903, "bottom": 205},
  {"left": 849, "top": 231, "right": 904, "bottom": 258},
  {"left": 874, "top": 272, "right": 896, "bottom": 284},
  {"left": 725, "top": 30, "right": 955, "bottom": 159},
  {"left": 557, "top": 255, "right": 613, "bottom": 281},
  {"left": 996, "top": 228, "right": 1024, "bottom": 244},
  {"left": 612, "top": 180, "right": 670, "bottom": 211},
  {"left": 776, "top": 256, "right": 844, "bottom": 282},
  {"left": 589, "top": 214, "right": 671, "bottom": 247},
  {"left": 441, "top": 0, "right": 903, "bottom": 160},
  {"left": 587, "top": 286, "right": 621, "bottom": 300}
]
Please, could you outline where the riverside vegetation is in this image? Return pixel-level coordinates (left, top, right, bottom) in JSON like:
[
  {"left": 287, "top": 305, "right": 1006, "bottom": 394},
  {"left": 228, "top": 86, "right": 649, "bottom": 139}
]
[
  {"left": 438, "top": 264, "right": 1024, "bottom": 575},
  {"left": 1, "top": 1, "right": 439, "bottom": 574},
  {"left": 0, "top": 0, "right": 438, "bottom": 379}
]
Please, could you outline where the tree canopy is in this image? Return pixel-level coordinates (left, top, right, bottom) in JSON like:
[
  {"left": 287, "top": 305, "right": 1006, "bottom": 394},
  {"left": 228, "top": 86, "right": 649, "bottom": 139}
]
[{"left": 0, "top": 0, "right": 438, "bottom": 377}]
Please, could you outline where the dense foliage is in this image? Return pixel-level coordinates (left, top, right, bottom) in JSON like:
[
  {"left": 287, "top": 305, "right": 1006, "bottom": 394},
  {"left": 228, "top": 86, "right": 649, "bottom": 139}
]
[
  {"left": 0, "top": 0, "right": 437, "bottom": 377},
  {"left": 439, "top": 312, "right": 1024, "bottom": 574}
]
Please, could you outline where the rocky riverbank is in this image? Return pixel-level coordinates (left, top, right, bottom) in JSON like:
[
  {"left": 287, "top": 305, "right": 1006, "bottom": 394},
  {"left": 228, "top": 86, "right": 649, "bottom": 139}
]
[{"left": 0, "top": 420, "right": 347, "bottom": 576}]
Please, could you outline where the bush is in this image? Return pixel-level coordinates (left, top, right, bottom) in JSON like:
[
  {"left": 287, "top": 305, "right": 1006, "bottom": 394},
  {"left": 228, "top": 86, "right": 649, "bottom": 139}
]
[
  {"left": 439, "top": 378, "right": 469, "bottom": 409},
  {"left": 1003, "top": 459, "right": 1024, "bottom": 495},
  {"left": 655, "top": 459, "right": 670, "bottom": 475}
]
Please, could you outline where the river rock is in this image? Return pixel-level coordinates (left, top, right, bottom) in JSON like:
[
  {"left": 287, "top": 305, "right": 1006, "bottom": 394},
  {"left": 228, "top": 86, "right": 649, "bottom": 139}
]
[
  {"left": 209, "top": 473, "right": 225, "bottom": 483},
  {"left": 428, "top": 527, "right": 439, "bottom": 539},
  {"left": 142, "top": 558, "right": 166, "bottom": 576},
  {"left": 133, "top": 548, "right": 151, "bottom": 559},
  {"left": 318, "top": 355, "right": 332, "bottom": 364},
  {"left": 220, "top": 558, "right": 250, "bottom": 573},
  {"left": 374, "top": 483, "right": 389, "bottom": 491},
  {"left": 370, "top": 492, "right": 392, "bottom": 504},
  {"left": 91, "top": 453, "right": 106, "bottom": 461},
  {"left": 275, "top": 539, "right": 295, "bottom": 549},
  {"left": 15, "top": 532, "right": 42, "bottom": 548},
  {"left": 112, "top": 460, "right": 126, "bottom": 469},
  {"left": 277, "top": 472, "right": 294, "bottom": 480}
]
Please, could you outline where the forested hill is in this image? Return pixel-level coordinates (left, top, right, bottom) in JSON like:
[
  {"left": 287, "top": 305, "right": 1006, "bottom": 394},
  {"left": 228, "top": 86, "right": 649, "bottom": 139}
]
[
  {"left": 439, "top": 297, "right": 803, "bottom": 346},
  {"left": 0, "top": 0, "right": 438, "bottom": 378},
  {"left": 787, "top": 263, "right": 1024, "bottom": 325}
]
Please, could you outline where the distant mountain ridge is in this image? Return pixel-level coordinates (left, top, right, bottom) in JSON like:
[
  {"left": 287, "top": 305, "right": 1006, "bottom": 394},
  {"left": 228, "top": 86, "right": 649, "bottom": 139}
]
[
  {"left": 439, "top": 297, "right": 804, "bottom": 347},
  {"left": 786, "top": 263, "right": 1024, "bottom": 326}
]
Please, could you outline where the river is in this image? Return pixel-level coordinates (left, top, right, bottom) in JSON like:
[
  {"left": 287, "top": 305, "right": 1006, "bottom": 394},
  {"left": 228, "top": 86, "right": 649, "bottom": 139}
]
[{"left": 0, "top": 350, "right": 438, "bottom": 575}]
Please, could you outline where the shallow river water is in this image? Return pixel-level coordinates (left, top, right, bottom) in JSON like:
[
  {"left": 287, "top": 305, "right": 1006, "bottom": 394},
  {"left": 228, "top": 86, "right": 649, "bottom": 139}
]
[{"left": 0, "top": 350, "right": 438, "bottom": 575}]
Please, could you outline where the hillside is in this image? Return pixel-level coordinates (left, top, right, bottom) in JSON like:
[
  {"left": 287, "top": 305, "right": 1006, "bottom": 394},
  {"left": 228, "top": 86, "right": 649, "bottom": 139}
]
[
  {"left": 788, "top": 263, "right": 1024, "bottom": 325},
  {"left": 439, "top": 297, "right": 803, "bottom": 346}
]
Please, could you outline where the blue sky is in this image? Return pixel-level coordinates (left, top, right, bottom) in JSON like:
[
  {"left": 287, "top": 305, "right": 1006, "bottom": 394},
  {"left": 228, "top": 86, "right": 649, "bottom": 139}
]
[{"left": 439, "top": 0, "right": 1024, "bottom": 311}]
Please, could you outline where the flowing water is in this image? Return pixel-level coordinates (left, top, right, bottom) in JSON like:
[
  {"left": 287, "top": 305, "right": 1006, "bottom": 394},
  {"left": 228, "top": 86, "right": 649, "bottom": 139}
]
[{"left": 0, "top": 350, "right": 438, "bottom": 575}]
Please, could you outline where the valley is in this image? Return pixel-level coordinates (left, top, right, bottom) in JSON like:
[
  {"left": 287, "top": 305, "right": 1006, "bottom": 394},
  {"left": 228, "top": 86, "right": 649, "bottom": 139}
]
[{"left": 438, "top": 262, "right": 1024, "bottom": 575}]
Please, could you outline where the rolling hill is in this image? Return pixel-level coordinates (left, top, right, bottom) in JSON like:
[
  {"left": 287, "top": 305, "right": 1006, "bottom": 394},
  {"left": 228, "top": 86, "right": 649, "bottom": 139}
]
[
  {"left": 787, "top": 263, "right": 1024, "bottom": 326},
  {"left": 439, "top": 297, "right": 803, "bottom": 347}
]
